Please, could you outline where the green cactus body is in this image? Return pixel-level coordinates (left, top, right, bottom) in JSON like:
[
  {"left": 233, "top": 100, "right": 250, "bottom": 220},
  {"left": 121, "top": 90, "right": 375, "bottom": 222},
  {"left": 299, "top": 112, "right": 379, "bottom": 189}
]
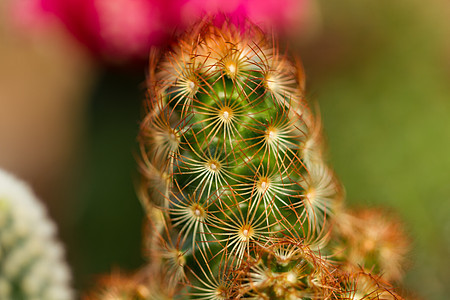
[{"left": 138, "top": 21, "right": 398, "bottom": 299}]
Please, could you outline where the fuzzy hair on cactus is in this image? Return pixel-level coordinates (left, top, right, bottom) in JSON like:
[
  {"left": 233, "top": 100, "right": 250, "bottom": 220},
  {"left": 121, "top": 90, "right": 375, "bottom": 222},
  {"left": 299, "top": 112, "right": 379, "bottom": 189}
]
[
  {"left": 0, "top": 169, "right": 73, "bottom": 300},
  {"left": 134, "top": 20, "right": 407, "bottom": 299}
]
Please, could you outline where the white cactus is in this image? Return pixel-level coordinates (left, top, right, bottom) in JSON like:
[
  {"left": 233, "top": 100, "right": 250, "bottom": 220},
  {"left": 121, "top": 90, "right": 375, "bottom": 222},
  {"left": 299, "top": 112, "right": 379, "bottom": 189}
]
[{"left": 0, "top": 169, "right": 73, "bottom": 300}]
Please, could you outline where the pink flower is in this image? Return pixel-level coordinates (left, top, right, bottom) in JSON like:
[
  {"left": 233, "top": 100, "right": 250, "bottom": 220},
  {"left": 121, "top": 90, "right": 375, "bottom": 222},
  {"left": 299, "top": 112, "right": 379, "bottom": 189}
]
[
  {"left": 10, "top": 0, "right": 307, "bottom": 63},
  {"left": 93, "top": 0, "right": 173, "bottom": 60},
  {"left": 181, "top": 0, "right": 306, "bottom": 30},
  {"left": 10, "top": 0, "right": 184, "bottom": 62}
]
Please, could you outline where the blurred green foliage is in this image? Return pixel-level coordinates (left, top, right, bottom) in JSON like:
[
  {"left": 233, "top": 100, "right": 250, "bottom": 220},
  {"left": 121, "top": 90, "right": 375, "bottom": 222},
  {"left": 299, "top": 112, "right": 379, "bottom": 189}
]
[
  {"left": 301, "top": 1, "right": 450, "bottom": 299},
  {"left": 71, "top": 71, "right": 145, "bottom": 292}
]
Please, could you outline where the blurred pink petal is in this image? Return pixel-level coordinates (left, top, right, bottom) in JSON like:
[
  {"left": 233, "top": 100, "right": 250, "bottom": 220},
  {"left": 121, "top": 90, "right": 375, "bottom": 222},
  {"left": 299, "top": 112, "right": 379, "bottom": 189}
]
[
  {"left": 95, "top": 0, "right": 164, "bottom": 59},
  {"left": 180, "top": 0, "right": 306, "bottom": 29},
  {"left": 9, "top": 0, "right": 308, "bottom": 63},
  {"left": 10, "top": 0, "right": 55, "bottom": 30}
]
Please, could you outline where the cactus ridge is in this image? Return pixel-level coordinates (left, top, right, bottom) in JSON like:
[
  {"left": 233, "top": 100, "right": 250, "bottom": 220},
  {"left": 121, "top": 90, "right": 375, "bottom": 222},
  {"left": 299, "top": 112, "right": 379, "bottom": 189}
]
[{"left": 138, "top": 20, "right": 403, "bottom": 299}]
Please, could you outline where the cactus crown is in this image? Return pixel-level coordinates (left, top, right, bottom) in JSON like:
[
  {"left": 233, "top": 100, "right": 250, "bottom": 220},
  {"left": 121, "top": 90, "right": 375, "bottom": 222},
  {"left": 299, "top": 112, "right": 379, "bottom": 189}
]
[{"left": 138, "top": 20, "right": 402, "bottom": 299}]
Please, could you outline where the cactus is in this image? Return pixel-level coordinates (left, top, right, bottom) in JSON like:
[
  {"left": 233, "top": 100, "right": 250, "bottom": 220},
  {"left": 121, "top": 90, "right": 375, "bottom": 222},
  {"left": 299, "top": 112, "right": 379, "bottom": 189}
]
[
  {"left": 135, "top": 20, "right": 406, "bottom": 299},
  {"left": 83, "top": 271, "right": 150, "bottom": 300},
  {"left": 0, "top": 169, "right": 73, "bottom": 300},
  {"left": 332, "top": 208, "right": 410, "bottom": 283}
]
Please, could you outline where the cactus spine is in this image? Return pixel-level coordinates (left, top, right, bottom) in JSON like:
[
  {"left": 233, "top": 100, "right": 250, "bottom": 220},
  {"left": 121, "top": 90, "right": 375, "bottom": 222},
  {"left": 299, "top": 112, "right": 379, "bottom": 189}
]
[{"left": 138, "top": 20, "right": 404, "bottom": 299}]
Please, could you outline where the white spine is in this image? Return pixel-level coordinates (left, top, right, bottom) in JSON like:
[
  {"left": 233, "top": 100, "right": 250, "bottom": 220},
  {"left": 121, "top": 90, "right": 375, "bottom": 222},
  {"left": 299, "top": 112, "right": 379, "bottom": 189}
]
[{"left": 0, "top": 169, "right": 73, "bottom": 300}]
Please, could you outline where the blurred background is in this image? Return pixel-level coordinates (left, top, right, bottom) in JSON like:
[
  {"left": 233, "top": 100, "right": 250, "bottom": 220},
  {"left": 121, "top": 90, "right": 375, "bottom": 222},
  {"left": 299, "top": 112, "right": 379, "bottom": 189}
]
[{"left": 0, "top": 0, "right": 449, "bottom": 299}]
